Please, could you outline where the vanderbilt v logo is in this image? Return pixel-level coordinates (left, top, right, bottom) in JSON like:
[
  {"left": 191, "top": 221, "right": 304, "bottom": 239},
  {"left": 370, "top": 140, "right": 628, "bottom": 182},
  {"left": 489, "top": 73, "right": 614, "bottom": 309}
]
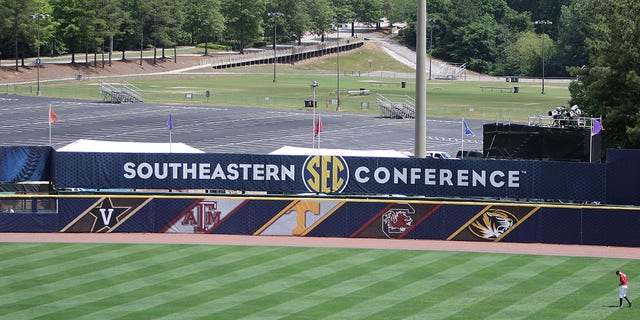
[
  {"left": 99, "top": 208, "right": 114, "bottom": 225},
  {"left": 61, "top": 197, "right": 151, "bottom": 233}
]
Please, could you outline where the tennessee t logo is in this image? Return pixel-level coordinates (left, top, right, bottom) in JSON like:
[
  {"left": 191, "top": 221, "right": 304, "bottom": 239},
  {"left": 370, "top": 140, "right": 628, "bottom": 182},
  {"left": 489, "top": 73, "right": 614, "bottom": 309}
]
[{"left": 289, "top": 202, "right": 320, "bottom": 235}]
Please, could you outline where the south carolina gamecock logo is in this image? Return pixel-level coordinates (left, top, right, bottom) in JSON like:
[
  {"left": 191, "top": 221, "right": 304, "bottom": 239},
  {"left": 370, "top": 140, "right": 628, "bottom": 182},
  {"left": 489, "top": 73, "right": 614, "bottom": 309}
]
[
  {"left": 468, "top": 208, "right": 518, "bottom": 239},
  {"left": 382, "top": 208, "right": 414, "bottom": 237}
]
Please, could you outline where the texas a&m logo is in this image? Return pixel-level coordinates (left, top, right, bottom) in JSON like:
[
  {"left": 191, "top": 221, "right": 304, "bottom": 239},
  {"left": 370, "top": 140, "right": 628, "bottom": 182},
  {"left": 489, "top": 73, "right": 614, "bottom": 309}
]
[{"left": 181, "top": 200, "right": 221, "bottom": 233}]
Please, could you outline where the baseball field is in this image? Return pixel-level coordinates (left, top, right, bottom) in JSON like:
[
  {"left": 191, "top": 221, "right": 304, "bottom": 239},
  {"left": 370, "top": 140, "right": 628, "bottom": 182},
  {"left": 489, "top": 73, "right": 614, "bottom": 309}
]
[
  {"left": 0, "top": 34, "right": 631, "bottom": 320},
  {"left": 1, "top": 234, "right": 637, "bottom": 320}
]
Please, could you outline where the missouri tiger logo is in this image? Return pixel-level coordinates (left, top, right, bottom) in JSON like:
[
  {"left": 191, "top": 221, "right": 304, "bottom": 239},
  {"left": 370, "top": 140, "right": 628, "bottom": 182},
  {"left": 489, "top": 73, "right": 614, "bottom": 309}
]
[
  {"left": 468, "top": 208, "right": 518, "bottom": 239},
  {"left": 302, "top": 155, "right": 349, "bottom": 193}
]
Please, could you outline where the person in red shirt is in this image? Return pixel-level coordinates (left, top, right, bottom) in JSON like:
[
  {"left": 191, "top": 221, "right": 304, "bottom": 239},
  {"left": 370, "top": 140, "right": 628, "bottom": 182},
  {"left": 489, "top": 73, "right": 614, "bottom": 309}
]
[{"left": 616, "top": 270, "right": 632, "bottom": 307}]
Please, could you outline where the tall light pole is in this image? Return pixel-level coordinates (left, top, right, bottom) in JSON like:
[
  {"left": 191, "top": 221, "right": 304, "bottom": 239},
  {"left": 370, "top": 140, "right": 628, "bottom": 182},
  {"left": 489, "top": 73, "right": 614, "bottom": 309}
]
[
  {"left": 534, "top": 20, "right": 552, "bottom": 94},
  {"left": 415, "top": 0, "right": 427, "bottom": 158},
  {"left": 427, "top": 19, "right": 435, "bottom": 80},
  {"left": 268, "top": 12, "right": 283, "bottom": 83},
  {"left": 29, "top": 13, "right": 49, "bottom": 96},
  {"left": 336, "top": 24, "right": 341, "bottom": 111}
]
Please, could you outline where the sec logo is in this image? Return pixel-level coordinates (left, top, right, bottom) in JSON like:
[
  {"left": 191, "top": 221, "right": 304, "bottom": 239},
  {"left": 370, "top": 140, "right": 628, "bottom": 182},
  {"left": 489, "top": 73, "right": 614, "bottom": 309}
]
[{"left": 302, "top": 155, "right": 349, "bottom": 193}]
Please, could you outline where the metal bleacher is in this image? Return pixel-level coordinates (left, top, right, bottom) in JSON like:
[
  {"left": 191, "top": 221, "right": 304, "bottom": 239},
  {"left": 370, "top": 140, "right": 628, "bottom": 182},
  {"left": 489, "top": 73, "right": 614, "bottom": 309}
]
[
  {"left": 436, "top": 62, "right": 466, "bottom": 80},
  {"left": 376, "top": 93, "right": 415, "bottom": 119},
  {"left": 99, "top": 81, "right": 143, "bottom": 103}
]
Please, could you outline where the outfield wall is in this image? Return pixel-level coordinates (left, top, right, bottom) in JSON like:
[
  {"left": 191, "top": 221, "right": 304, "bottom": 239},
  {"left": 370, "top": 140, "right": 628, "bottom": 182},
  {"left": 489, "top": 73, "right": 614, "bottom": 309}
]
[{"left": 1, "top": 194, "right": 639, "bottom": 247}]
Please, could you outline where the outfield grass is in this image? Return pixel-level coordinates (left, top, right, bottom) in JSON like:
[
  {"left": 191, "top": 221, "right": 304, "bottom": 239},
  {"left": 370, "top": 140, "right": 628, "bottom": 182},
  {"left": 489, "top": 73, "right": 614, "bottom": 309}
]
[
  {"left": 0, "top": 242, "right": 636, "bottom": 319},
  {"left": 6, "top": 43, "right": 572, "bottom": 123}
]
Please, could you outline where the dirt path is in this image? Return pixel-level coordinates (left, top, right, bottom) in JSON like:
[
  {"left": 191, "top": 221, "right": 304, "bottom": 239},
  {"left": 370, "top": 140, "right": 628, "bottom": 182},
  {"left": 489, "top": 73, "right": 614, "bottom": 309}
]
[
  {"left": 0, "top": 56, "right": 206, "bottom": 84},
  {"left": 1, "top": 233, "right": 638, "bottom": 259}
]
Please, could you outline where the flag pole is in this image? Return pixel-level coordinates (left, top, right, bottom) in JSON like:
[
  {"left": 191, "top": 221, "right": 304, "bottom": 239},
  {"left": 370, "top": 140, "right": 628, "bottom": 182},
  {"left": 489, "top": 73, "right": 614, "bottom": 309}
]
[
  {"left": 48, "top": 105, "right": 52, "bottom": 146},
  {"left": 317, "top": 113, "right": 321, "bottom": 150},
  {"left": 589, "top": 118, "right": 593, "bottom": 163},
  {"left": 167, "top": 114, "right": 173, "bottom": 153},
  {"left": 461, "top": 118, "right": 464, "bottom": 159},
  {"left": 48, "top": 104, "right": 53, "bottom": 146}
]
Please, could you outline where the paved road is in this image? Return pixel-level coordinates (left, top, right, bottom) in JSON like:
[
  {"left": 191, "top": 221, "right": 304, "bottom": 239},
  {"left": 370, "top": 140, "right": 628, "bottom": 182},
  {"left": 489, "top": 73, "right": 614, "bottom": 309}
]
[
  {"left": 0, "top": 31, "right": 486, "bottom": 156},
  {"left": 0, "top": 95, "right": 483, "bottom": 156}
]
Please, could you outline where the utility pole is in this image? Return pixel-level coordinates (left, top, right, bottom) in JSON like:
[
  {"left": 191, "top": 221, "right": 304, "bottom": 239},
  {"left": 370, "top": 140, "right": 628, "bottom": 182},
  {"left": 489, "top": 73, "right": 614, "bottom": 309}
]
[
  {"left": 268, "top": 12, "right": 283, "bottom": 83},
  {"left": 29, "top": 14, "right": 49, "bottom": 96},
  {"left": 534, "top": 20, "right": 552, "bottom": 94}
]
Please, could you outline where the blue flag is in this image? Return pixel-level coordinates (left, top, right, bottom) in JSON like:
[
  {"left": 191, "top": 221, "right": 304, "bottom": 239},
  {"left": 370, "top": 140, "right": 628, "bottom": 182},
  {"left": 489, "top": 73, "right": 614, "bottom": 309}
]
[
  {"left": 463, "top": 120, "right": 474, "bottom": 136},
  {"left": 167, "top": 114, "right": 174, "bottom": 131}
]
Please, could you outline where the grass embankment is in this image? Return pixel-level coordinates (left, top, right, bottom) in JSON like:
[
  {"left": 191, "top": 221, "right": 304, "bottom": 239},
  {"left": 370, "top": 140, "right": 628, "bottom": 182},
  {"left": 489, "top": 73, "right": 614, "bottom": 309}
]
[{"left": 12, "top": 42, "right": 571, "bottom": 122}]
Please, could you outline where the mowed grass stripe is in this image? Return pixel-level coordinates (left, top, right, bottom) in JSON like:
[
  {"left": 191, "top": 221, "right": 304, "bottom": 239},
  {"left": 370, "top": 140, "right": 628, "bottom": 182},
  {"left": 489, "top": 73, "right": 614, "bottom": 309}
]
[
  {"left": 341, "top": 253, "right": 546, "bottom": 320},
  {"left": 324, "top": 253, "right": 552, "bottom": 319},
  {"left": 75, "top": 247, "right": 350, "bottom": 320},
  {"left": 540, "top": 260, "right": 639, "bottom": 320},
  {"left": 273, "top": 251, "right": 495, "bottom": 320},
  {"left": 22, "top": 245, "right": 278, "bottom": 320},
  {"left": 566, "top": 261, "right": 639, "bottom": 319},
  {"left": 442, "top": 255, "right": 586, "bottom": 319},
  {"left": 1, "top": 242, "right": 638, "bottom": 320},
  {"left": 0, "top": 242, "right": 85, "bottom": 261},
  {"left": 195, "top": 250, "right": 456, "bottom": 319},
  {"left": 0, "top": 243, "right": 164, "bottom": 287},
  {"left": 241, "top": 251, "right": 468, "bottom": 320},
  {"left": 1, "top": 244, "right": 231, "bottom": 319},
  {"left": 0, "top": 244, "right": 170, "bottom": 304},
  {"left": 524, "top": 258, "right": 634, "bottom": 319},
  {"left": 134, "top": 248, "right": 390, "bottom": 320},
  {"left": 484, "top": 258, "right": 635, "bottom": 319},
  {"left": 0, "top": 243, "right": 121, "bottom": 277}
]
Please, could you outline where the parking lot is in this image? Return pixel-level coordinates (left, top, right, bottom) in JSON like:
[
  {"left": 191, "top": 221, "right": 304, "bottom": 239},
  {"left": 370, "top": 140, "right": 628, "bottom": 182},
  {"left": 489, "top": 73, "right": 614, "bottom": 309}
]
[{"left": 0, "top": 95, "right": 482, "bottom": 156}]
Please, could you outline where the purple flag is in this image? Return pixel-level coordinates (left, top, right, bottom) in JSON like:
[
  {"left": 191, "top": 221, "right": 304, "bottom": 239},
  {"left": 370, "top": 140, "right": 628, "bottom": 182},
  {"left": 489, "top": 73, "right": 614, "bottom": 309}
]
[
  {"left": 167, "top": 114, "right": 174, "bottom": 131},
  {"left": 592, "top": 119, "right": 603, "bottom": 136}
]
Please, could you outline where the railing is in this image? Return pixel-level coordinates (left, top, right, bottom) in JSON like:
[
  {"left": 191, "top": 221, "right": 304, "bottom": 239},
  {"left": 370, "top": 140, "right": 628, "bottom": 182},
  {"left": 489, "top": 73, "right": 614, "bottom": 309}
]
[
  {"left": 199, "top": 39, "right": 365, "bottom": 69},
  {"left": 436, "top": 62, "right": 466, "bottom": 80},
  {"left": 527, "top": 115, "right": 600, "bottom": 129},
  {"left": 99, "top": 81, "right": 143, "bottom": 103},
  {"left": 376, "top": 93, "right": 415, "bottom": 119}
]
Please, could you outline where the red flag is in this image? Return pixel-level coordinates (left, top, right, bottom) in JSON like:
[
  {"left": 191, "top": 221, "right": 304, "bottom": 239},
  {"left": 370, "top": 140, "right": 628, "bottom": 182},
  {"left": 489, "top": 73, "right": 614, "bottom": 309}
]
[
  {"left": 314, "top": 116, "right": 323, "bottom": 137},
  {"left": 49, "top": 107, "right": 58, "bottom": 124}
]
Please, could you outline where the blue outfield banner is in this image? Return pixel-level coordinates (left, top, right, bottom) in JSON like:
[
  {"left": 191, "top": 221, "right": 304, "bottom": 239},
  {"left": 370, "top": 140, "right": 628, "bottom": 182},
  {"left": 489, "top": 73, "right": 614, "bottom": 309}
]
[
  {"left": 0, "top": 146, "right": 52, "bottom": 182},
  {"left": 52, "top": 152, "right": 606, "bottom": 202},
  {"left": 1, "top": 195, "right": 639, "bottom": 247}
]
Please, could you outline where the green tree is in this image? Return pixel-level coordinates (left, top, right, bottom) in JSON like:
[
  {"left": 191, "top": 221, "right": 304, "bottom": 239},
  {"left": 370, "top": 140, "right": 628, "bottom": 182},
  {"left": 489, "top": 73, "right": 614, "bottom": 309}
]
[
  {"left": 117, "top": 0, "right": 145, "bottom": 61},
  {"left": 331, "top": 0, "right": 355, "bottom": 32},
  {"left": 306, "top": 0, "right": 334, "bottom": 42},
  {"left": 51, "top": 0, "right": 96, "bottom": 64},
  {"left": 352, "top": 0, "right": 383, "bottom": 28},
  {"left": 97, "top": 0, "right": 128, "bottom": 66},
  {"left": 2, "top": 0, "right": 47, "bottom": 70},
  {"left": 387, "top": 0, "right": 416, "bottom": 24},
  {"left": 148, "top": 0, "right": 179, "bottom": 63},
  {"left": 498, "top": 31, "right": 540, "bottom": 76},
  {"left": 222, "top": 0, "right": 266, "bottom": 53},
  {"left": 556, "top": 0, "right": 590, "bottom": 72},
  {"left": 570, "top": 0, "right": 640, "bottom": 150},
  {"left": 182, "top": 0, "right": 225, "bottom": 56},
  {"left": 274, "top": 0, "right": 310, "bottom": 46}
]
